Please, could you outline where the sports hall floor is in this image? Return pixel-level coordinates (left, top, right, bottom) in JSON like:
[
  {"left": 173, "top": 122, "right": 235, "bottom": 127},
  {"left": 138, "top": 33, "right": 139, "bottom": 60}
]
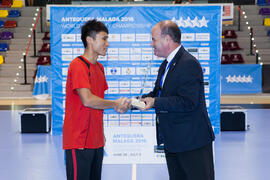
[{"left": 0, "top": 95, "right": 270, "bottom": 180}]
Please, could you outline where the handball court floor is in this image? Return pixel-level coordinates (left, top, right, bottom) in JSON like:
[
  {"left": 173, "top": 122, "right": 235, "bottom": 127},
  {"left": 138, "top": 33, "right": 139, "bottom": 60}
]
[{"left": 0, "top": 94, "right": 270, "bottom": 180}]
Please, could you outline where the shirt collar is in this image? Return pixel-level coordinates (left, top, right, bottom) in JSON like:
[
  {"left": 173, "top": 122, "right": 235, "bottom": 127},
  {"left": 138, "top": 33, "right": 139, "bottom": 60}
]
[{"left": 166, "top": 45, "right": 181, "bottom": 65}]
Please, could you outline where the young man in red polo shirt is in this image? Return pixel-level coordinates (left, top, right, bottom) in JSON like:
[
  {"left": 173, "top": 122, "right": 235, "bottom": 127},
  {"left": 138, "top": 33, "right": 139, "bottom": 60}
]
[{"left": 63, "top": 20, "right": 130, "bottom": 180}]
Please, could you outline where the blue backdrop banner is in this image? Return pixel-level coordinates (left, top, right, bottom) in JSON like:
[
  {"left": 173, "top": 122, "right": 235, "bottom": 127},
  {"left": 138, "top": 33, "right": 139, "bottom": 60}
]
[
  {"left": 51, "top": 5, "right": 221, "bottom": 164},
  {"left": 50, "top": 5, "right": 221, "bottom": 142},
  {"left": 221, "top": 64, "right": 262, "bottom": 94}
]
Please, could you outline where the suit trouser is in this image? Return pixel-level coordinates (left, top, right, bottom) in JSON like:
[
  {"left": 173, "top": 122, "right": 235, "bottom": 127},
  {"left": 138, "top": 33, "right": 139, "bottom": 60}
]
[
  {"left": 165, "top": 143, "right": 214, "bottom": 180},
  {"left": 65, "top": 148, "right": 104, "bottom": 180}
]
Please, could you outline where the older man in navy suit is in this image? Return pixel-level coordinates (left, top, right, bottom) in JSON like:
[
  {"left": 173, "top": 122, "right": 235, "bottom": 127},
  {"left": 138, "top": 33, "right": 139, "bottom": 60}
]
[{"left": 141, "top": 20, "right": 215, "bottom": 180}]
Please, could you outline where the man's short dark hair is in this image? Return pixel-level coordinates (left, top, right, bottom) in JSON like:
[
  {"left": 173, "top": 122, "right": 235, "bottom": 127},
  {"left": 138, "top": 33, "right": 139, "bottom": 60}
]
[
  {"left": 81, "top": 19, "right": 109, "bottom": 48},
  {"left": 160, "top": 21, "right": 181, "bottom": 44}
]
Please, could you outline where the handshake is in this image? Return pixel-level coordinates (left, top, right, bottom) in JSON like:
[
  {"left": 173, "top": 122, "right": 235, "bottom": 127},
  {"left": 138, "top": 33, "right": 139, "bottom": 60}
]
[{"left": 113, "top": 97, "right": 153, "bottom": 113}]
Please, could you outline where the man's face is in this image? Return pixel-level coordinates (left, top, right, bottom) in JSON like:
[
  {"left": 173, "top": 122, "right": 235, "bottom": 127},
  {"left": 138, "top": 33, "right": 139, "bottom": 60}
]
[
  {"left": 91, "top": 31, "right": 109, "bottom": 56},
  {"left": 151, "top": 25, "right": 167, "bottom": 58}
]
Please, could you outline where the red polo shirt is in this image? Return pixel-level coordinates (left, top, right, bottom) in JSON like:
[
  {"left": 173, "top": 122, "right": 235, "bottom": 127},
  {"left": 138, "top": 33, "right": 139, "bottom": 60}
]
[{"left": 63, "top": 56, "right": 108, "bottom": 149}]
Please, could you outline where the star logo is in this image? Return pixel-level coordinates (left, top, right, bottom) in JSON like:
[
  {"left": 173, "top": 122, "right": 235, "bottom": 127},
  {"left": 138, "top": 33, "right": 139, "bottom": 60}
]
[
  {"left": 199, "top": 16, "right": 209, "bottom": 28},
  {"left": 172, "top": 16, "right": 209, "bottom": 28},
  {"left": 226, "top": 75, "right": 253, "bottom": 83}
]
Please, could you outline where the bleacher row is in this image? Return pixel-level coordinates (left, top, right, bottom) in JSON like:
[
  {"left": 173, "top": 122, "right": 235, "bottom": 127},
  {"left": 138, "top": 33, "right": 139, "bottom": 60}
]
[
  {"left": 33, "top": 32, "right": 51, "bottom": 79},
  {"left": 221, "top": 29, "right": 244, "bottom": 64},
  {"left": 0, "top": 9, "right": 20, "bottom": 17},
  {"left": 0, "top": 0, "right": 23, "bottom": 8},
  {"left": 260, "top": 7, "right": 270, "bottom": 37},
  {"left": 38, "top": 32, "right": 51, "bottom": 65},
  {"left": 221, "top": 5, "right": 270, "bottom": 65},
  {"left": 0, "top": 0, "right": 22, "bottom": 65},
  {"left": 0, "top": 0, "right": 51, "bottom": 79}
]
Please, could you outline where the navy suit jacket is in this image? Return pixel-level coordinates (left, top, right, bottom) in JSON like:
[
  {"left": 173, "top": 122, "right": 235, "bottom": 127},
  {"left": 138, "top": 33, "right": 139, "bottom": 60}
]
[{"left": 144, "top": 46, "right": 215, "bottom": 153}]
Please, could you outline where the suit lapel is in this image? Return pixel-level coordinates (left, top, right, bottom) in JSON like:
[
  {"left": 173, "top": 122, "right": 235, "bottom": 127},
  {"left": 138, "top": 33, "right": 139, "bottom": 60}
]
[
  {"left": 158, "top": 46, "right": 185, "bottom": 94},
  {"left": 164, "top": 46, "right": 184, "bottom": 82},
  {"left": 168, "top": 46, "right": 184, "bottom": 73}
]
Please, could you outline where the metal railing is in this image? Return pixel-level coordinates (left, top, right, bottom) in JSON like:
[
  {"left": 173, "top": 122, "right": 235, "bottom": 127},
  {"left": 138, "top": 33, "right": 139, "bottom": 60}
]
[
  {"left": 237, "top": 5, "right": 260, "bottom": 64},
  {"left": 21, "top": 7, "right": 43, "bottom": 85}
]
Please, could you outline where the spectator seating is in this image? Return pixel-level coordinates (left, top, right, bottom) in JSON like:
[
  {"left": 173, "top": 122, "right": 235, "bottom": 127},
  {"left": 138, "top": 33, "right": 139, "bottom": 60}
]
[
  {"left": 0, "top": 55, "right": 4, "bottom": 65},
  {"left": 222, "top": 31, "right": 226, "bottom": 38},
  {"left": 259, "top": 8, "right": 270, "bottom": 15},
  {"left": 0, "top": 10, "right": 9, "bottom": 18},
  {"left": 4, "top": 20, "right": 17, "bottom": 28},
  {"left": 39, "top": 43, "right": 50, "bottom": 53},
  {"left": 42, "top": 32, "right": 50, "bottom": 41},
  {"left": 264, "top": 18, "right": 270, "bottom": 26},
  {"left": 11, "top": 0, "right": 23, "bottom": 8},
  {"left": 222, "top": 41, "right": 229, "bottom": 51},
  {"left": 223, "top": 30, "right": 237, "bottom": 39},
  {"left": 0, "top": 43, "right": 8, "bottom": 52},
  {"left": 258, "top": 0, "right": 270, "bottom": 6},
  {"left": 0, "top": 21, "right": 5, "bottom": 28},
  {"left": 227, "top": 41, "right": 241, "bottom": 51},
  {"left": 1, "top": 0, "right": 12, "bottom": 8},
  {"left": 223, "top": 41, "right": 241, "bottom": 51},
  {"left": 36, "top": 56, "right": 51, "bottom": 65},
  {"left": 230, "top": 54, "right": 245, "bottom": 64},
  {"left": 0, "top": 1, "right": 20, "bottom": 67},
  {"left": 33, "top": 56, "right": 51, "bottom": 79},
  {"left": 1, "top": 31, "right": 13, "bottom": 40},
  {"left": 221, "top": 54, "right": 232, "bottom": 64},
  {"left": 221, "top": 54, "right": 245, "bottom": 64},
  {"left": 8, "top": 10, "right": 20, "bottom": 17}
]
